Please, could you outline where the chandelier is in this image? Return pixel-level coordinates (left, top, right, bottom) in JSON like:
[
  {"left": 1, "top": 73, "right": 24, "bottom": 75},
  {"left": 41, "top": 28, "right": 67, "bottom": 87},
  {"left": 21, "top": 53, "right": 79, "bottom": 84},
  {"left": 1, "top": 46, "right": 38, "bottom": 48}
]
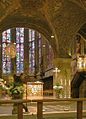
[{"left": 5, "top": 43, "right": 16, "bottom": 58}]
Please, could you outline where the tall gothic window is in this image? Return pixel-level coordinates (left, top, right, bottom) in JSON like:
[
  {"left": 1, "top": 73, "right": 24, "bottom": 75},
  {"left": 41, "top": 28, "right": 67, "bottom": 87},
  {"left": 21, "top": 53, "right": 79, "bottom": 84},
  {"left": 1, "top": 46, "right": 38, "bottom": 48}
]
[
  {"left": 2, "top": 28, "right": 54, "bottom": 75},
  {"left": 28, "top": 29, "right": 35, "bottom": 73},
  {"left": 47, "top": 45, "right": 54, "bottom": 69},
  {"left": 38, "top": 33, "right": 42, "bottom": 66},
  {"left": 2, "top": 29, "right": 11, "bottom": 74},
  {"left": 16, "top": 28, "right": 24, "bottom": 73}
]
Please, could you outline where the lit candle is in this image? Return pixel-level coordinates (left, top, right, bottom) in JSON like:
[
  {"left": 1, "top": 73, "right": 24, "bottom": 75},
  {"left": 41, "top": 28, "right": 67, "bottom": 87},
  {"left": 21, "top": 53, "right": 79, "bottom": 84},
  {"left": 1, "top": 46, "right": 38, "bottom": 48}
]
[
  {"left": 61, "top": 79, "right": 62, "bottom": 85},
  {"left": 69, "top": 80, "right": 70, "bottom": 86},
  {"left": 65, "top": 79, "right": 66, "bottom": 86}
]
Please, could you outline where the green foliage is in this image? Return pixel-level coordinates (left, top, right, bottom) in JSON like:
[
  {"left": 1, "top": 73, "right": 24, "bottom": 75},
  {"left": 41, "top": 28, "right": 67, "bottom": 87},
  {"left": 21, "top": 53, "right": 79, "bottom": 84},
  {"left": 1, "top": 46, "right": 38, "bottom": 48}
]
[
  {"left": 8, "top": 82, "right": 24, "bottom": 98},
  {"left": 53, "top": 83, "right": 63, "bottom": 95}
]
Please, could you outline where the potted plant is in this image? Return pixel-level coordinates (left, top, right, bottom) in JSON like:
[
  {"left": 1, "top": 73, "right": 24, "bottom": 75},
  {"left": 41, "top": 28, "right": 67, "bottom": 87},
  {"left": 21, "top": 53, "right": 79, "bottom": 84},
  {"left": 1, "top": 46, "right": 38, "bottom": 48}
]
[
  {"left": 9, "top": 82, "right": 24, "bottom": 99},
  {"left": 8, "top": 80, "right": 24, "bottom": 114},
  {"left": 53, "top": 83, "right": 63, "bottom": 98}
]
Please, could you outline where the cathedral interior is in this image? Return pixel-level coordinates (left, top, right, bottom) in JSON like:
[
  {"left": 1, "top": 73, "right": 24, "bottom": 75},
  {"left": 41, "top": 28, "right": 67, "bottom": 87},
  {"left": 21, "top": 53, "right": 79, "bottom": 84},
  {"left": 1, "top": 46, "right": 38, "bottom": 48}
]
[{"left": 0, "top": 0, "right": 86, "bottom": 119}]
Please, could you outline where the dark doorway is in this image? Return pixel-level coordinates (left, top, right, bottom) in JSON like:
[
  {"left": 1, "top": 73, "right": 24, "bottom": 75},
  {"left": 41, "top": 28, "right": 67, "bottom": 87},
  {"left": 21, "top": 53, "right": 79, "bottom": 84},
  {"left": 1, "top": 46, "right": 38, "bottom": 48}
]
[{"left": 71, "top": 71, "right": 86, "bottom": 98}]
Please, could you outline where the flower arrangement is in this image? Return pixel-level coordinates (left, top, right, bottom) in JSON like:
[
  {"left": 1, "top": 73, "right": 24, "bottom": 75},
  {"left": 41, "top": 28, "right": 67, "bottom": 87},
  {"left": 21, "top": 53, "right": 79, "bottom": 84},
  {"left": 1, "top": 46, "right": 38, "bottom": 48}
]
[
  {"left": 9, "top": 84, "right": 24, "bottom": 95},
  {"left": 0, "top": 79, "right": 8, "bottom": 90},
  {"left": 7, "top": 74, "right": 25, "bottom": 99},
  {"left": 53, "top": 83, "right": 63, "bottom": 98},
  {"left": 9, "top": 82, "right": 24, "bottom": 99},
  {"left": 0, "top": 78, "right": 8, "bottom": 97}
]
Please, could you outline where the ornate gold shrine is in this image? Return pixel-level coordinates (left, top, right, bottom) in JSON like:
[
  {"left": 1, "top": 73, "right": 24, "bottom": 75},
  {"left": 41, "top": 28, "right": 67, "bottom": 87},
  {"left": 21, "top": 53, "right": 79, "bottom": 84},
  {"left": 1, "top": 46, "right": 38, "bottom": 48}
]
[{"left": 26, "top": 82, "right": 43, "bottom": 99}]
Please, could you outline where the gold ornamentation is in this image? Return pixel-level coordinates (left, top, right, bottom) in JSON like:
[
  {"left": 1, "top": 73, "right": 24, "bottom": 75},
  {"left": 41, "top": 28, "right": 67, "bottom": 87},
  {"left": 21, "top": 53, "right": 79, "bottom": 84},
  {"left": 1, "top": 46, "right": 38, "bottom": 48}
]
[{"left": 5, "top": 43, "right": 16, "bottom": 58}]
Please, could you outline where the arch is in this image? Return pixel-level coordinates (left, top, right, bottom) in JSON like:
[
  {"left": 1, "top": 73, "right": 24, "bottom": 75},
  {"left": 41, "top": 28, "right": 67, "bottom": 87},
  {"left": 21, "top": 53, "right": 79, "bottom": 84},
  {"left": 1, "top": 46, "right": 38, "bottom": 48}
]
[
  {"left": 78, "top": 23, "right": 86, "bottom": 40},
  {"left": 0, "top": 17, "right": 58, "bottom": 58}
]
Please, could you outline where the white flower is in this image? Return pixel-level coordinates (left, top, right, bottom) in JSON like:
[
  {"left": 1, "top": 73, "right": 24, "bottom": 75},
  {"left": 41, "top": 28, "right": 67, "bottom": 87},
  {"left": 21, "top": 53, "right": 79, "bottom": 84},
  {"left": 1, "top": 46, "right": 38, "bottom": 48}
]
[
  {"left": 0, "top": 78, "right": 4, "bottom": 82},
  {"left": 53, "top": 84, "right": 63, "bottom": 94},
  {"left": 53, "top": 86, "right": 58, "bottom": 89},
  {"left": 53, "top": 85, "right": 63, "bottom": 90},
  {"left": 57, "top": 85, "right": 63, "bottom": 89}
]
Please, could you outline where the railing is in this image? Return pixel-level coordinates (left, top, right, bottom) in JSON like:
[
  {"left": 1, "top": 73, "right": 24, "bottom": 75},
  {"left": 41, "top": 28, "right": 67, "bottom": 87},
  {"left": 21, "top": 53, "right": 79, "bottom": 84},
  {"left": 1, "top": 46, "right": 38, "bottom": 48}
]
[{"left": 0, "top": 97, "right": 86, "bottom": 119}]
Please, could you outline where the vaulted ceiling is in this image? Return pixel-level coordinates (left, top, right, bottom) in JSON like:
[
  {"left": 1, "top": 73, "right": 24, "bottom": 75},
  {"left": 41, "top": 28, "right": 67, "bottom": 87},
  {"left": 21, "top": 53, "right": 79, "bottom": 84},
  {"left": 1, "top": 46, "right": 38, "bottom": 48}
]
[{"left": 0, "top": 0, "right": 86, "bottom": 58}]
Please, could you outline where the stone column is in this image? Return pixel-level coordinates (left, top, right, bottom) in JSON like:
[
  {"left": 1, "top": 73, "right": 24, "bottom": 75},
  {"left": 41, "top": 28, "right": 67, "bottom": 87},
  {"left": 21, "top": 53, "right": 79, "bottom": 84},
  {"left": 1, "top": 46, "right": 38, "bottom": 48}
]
[
  {"left": 0, "top": 33, "right": 2, "bottom": 77},
  {"left": 34, "top": 32, "right": 39, "bottom": 76},
  {"left": 24, "top": 28, "right": 29, "bottom": 75},
  {"left": 11, "top": 28, "right": 16, "bottom": 74}
]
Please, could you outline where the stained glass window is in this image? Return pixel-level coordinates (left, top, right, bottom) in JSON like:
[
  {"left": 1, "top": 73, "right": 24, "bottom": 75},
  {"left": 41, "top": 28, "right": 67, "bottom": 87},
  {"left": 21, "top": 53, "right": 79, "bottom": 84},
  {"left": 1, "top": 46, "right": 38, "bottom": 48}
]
[
  {"left": 16, "top": 28, "right": 24, "bottom": 73},
  {"left": 2, "top": 28, "right": 54, "bottom": 75},
  {"left": 48, "top": 45, "right": 54, "bottom": 68},
  {"left": 38, "top": 33, "right": 42, "bottom": 65},
  {"left": 2, "top": 29, "right": 11, "bottom": 74},
  {"left": 28, "top": 29, "right": 35, "bottom": 73}
]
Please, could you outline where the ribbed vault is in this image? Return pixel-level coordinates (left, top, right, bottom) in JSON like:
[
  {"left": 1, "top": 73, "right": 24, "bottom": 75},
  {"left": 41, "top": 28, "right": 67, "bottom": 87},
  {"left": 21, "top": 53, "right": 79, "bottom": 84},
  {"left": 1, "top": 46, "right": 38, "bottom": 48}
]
[{"left": 0, "top": 0, "right": 86, "bottom": 58}]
